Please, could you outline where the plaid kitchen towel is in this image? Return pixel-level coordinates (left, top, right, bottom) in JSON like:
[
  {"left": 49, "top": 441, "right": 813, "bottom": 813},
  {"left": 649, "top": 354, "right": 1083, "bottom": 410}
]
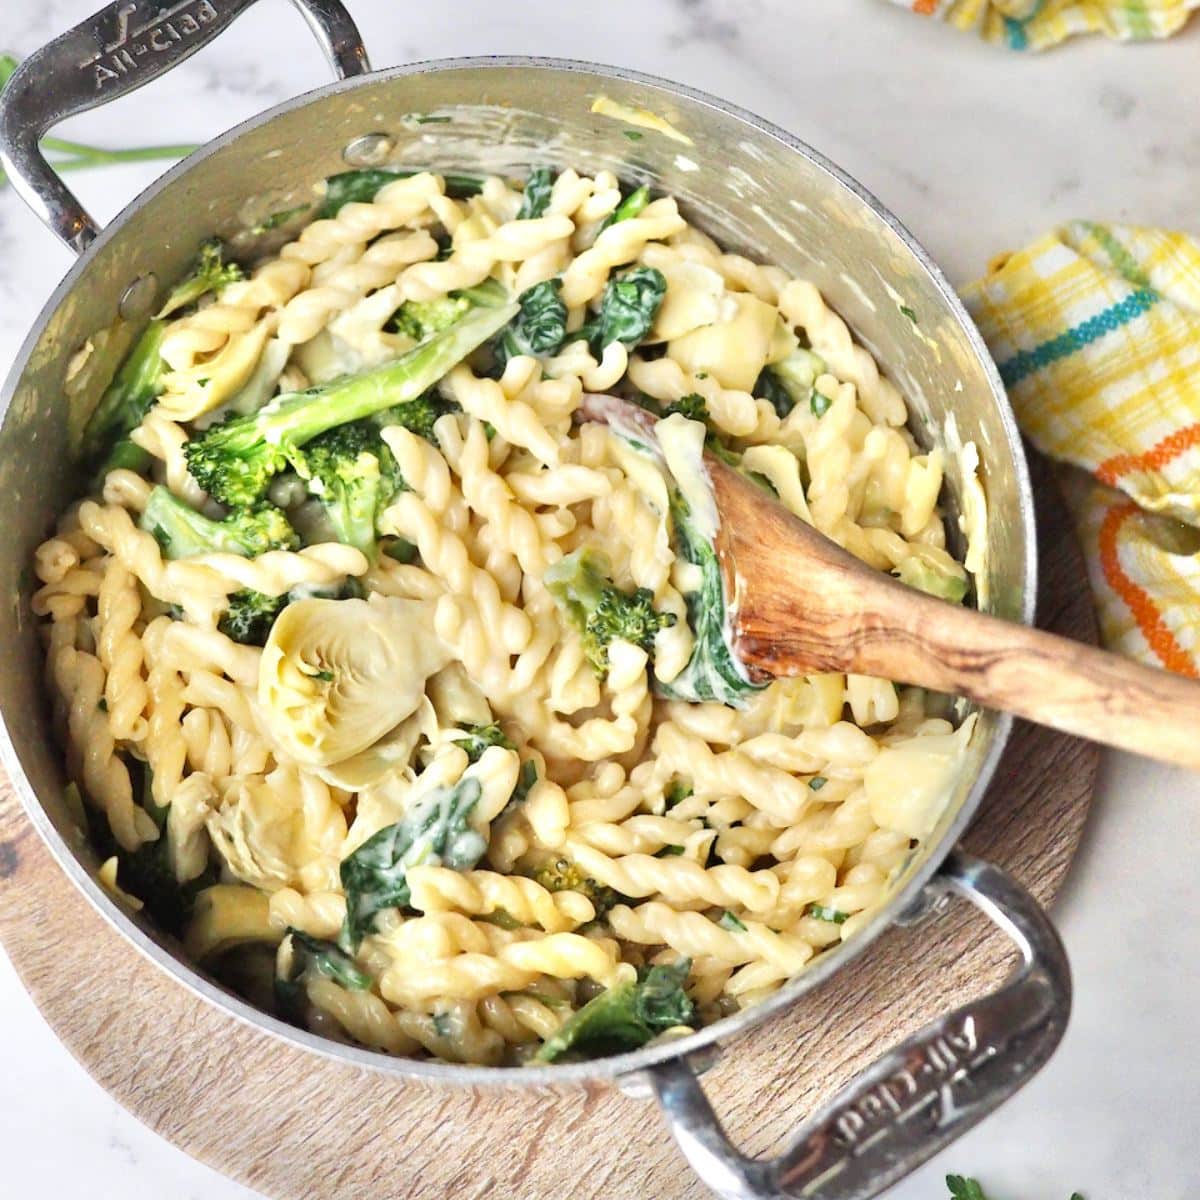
[
  {"left": 963, "top": 223, "right": 1200, "bottom": 675},
  {"left": 894, "top": 0, "right": 1199, "bottom": 48}
]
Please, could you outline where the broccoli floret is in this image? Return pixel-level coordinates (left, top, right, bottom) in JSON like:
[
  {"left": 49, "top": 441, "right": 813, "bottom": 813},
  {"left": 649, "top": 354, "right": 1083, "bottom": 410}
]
[
  {"left": 392, "top": 294, "right": 471, "bottom": 342},
  {"left": 371, "top": 391, "right": 455, "bottom": 443},
  {"left": 157, "top": 238, "right": 243, "bottom": 319},
  {"left": 185, "top": 302, "right": 516, "bottom": 507},
  {"left": 544, "top": 547, "right": 675, "bottom": 676},
  {"left": 534, "top": 959, "right": 694, "bottom": 1062},
  {"left": 286, "top": 421, "right": 404, "bottom": 560},
  {"left": 454, "top": 722, "right": 516, "bottom": 763},
  {"left": 218, "top": 589, "right": 288, "bottom": 646},
  {"left": 139, "top": 486, "right": 298, "bottom": 559},
  {"left": 531, "top": 856, "right": 621, "bottom": 915}
]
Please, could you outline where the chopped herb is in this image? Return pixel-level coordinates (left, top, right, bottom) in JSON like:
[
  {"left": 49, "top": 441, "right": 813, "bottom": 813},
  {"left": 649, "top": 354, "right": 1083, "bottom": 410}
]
[
  {"left": 811, "top": 390, "right": 833, "bottom": 418},
  {"left": 808, "top": 775, "right": 827, "bottom": 791},
  {"left": 718, "top": 910, "right": 747, "bottom": 932},
  {"left": 432, "top": 1012, "right": 453, "bottom": 1037},
  {"left": 664, "top": 780, "right": 693, "bottom": 808},
  {"left": 899, "top": 304, "right": 918, "bottom": 324},
  {"left": 807, "top": 903, "right": 848, "bottom": 924},
  {"left": 414, "top": 114, "right": 451, "bottom": 124},
  {"left": 310, "top": 668, "right": 335, "bottom": 682},
  {"left": 97, "top": 697, "right": 108, "bottom": 712},
  {"left": 623, "top": 129, "right": 644, "bottom": 141},
  {"left": 656, "top": 845, "right": 685, "bottom": 857}
]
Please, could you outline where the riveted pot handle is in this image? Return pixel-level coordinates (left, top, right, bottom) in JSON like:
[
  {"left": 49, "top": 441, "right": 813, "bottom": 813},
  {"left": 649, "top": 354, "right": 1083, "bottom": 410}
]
[
  {"left": 646, "top": 852, "right": 1072, "bottom": 1200},
  {"left": 0, "top": 0, "right": 369, "bottom": 255}
]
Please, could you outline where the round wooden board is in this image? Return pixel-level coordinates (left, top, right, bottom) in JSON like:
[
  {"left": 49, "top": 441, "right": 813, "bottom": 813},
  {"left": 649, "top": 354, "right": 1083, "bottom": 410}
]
[{"left": 0, "top": 455, "right": 1098, "bottom": 1200}]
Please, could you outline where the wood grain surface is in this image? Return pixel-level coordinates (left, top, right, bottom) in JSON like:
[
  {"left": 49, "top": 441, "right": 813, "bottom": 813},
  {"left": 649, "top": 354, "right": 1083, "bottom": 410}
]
[{"left": 0, "top": 458, "right": 1099, "bottom": 1200}]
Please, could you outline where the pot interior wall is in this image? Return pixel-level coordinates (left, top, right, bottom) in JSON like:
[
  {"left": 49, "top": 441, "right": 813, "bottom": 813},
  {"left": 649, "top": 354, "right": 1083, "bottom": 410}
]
[{"left": 0, "top": 61, "right": 1029, "bottom": 1013}]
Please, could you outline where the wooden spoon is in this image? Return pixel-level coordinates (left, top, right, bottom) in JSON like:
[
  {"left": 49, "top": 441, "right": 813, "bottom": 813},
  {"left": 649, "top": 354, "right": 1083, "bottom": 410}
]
[{"left": 582, "top": 395, "right": 1200, "bottom": 770}]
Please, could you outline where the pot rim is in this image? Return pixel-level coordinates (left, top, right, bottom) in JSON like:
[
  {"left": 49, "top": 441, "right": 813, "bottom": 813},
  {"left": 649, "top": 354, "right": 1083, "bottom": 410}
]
[{"left": 0, "top": 52, "right": 1035, "bottom": 1088}]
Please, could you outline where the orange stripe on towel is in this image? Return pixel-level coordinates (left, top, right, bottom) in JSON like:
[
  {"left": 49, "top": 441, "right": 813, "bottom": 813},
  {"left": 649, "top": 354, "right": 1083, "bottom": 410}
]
[
  {"left": 912, "top": 0, "right": 939, "bottom": 12},
  {"left": 1096, "top": 421, "right": 1200, "bottom": 486},
  {"left": 1098, "top": 502, "right": 1197, "bottom": 677}
]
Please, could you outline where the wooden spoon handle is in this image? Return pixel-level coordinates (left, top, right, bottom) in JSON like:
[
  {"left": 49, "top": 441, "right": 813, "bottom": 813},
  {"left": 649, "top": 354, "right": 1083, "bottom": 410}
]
[
  {"left": 826, "top": 591, "right": 1200, "bottom": 768},
  {"left": 708, "top": 460, "right": 1200, "bottom": 768}
]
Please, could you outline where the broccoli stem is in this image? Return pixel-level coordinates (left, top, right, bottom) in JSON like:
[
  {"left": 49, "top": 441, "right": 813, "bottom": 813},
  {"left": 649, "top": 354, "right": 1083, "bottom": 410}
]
[
  {"left": 139, "top": 486, "right": 298, "bottom": 559},
  {"left": 79, "top": 320, "right": 167, "bottom": 466},
  {"left": 186, "top": 301, "right": 517, "bottom": 507},
  {"left": 259, "top": 317, "right": 498, "bottom": 437}
]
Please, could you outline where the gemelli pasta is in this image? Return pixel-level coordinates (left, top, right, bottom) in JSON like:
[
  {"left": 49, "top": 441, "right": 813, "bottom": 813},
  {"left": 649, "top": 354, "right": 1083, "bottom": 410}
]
[{"left": 38, "top": 163, "right": 977, "bottom": 1066}]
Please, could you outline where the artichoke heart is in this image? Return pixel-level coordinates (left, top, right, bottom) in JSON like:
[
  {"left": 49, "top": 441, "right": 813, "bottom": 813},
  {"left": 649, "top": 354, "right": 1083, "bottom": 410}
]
[
  {"left": 667, "top": 291, "right": 779, "bottom": 392},
  {"left": 259, "top": 596, "right": 450, "bottom": 768}
]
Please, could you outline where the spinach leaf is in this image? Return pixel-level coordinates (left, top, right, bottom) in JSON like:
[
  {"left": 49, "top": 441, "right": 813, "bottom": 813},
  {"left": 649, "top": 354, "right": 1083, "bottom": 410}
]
[
  {"left": 494, "top": 278, "right": 568, "bottom": 368},
  {"left": 319, "top": 168, "right": 483, "bottom": 217},
  {"left": 516, "top": 166, "right": 555, "bottom": 219},
  {"left": 575, "top": 266, "right": 666, "bottom": 356},
  {"left": 752, "top": 368, "right": 794, "bottom": 419},
  {"left": 85, "top": 764, "right": 215, "bottom": 935},
  {"left": 275, "top": 928, "right": 371, "bottom": 1024},
  {"left": 654, "top": 487, "right": 767, "bottom": 708},
  {"left": 534, "top": 959, "right": 694, "bottom": 1062},
  {"left": 340, "top": 776, "right": 486, "bottom": 946}
]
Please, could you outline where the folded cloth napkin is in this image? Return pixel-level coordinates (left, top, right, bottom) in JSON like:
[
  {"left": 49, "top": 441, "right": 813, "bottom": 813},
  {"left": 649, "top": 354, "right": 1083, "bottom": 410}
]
[
  {"left": 962, "top": 223, "right": 1200, "bottom": 676},
  {"left": 893, "top": 0, "right": 1199, "bottom": 48}
]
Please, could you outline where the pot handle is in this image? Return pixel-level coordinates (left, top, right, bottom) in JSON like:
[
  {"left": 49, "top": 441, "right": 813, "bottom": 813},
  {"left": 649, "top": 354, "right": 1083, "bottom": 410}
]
[
  {"left": 643, "top": 851, "right": 1071, "bottom": 1200},
  {"left": 0, "top": 0, "right": 370, "bottom": 255}
]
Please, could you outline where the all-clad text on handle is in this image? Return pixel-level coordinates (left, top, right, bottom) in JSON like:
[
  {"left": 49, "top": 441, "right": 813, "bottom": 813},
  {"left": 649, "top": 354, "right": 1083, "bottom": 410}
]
[
  {"left": 0, "top": 0, "right": 370, "bottom": 254},
  {"left": 645, "top": 852, "right": 1072, "bottom": 1200}
]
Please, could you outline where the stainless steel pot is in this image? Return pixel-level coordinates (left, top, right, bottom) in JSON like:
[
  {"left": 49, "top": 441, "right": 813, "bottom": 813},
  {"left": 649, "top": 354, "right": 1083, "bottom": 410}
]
[{"left": 0, "top": 3, "right": 1067, "bottom": 1197}]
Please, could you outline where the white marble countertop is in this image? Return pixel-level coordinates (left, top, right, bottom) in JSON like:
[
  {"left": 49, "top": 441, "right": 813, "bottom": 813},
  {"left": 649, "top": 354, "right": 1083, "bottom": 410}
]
[{"left": 2, "top": 1, "right": 1200, "bottom": 1197}]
